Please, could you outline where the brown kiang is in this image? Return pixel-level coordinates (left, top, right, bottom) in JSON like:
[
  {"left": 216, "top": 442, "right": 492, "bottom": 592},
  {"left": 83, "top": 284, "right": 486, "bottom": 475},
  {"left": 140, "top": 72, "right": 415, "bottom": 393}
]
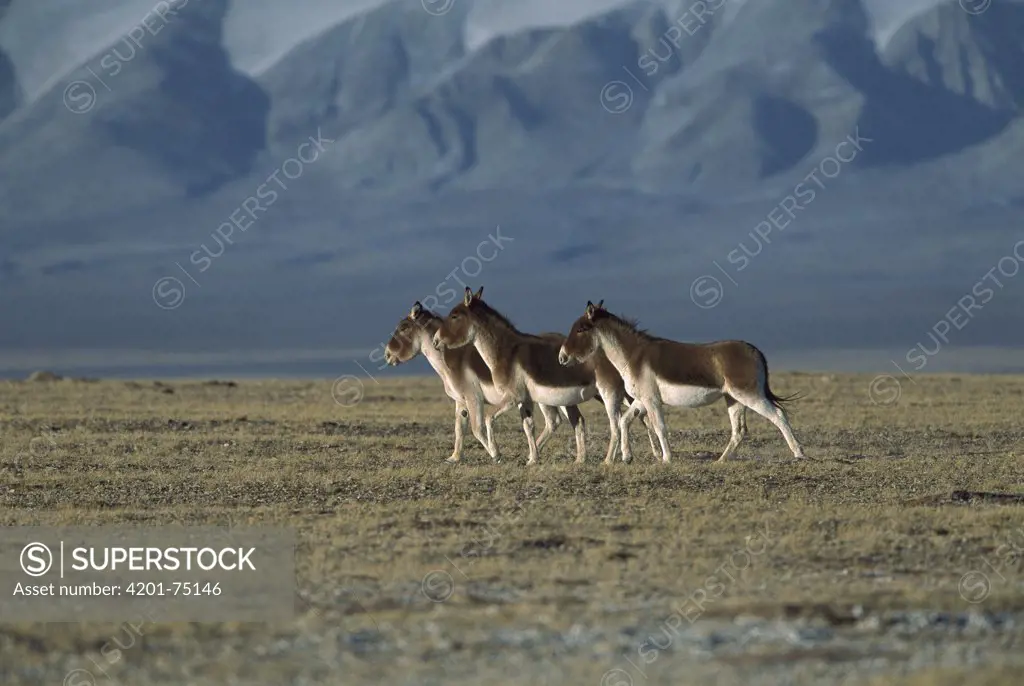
[
  {"left": 433, "top": 287, "right": 657, "bottom": 465},
  {"left": 384, "top": 302, "right": 585, "bottom": 463},
  {"left": 559, "top": 300, "right": 806, "bottom": 463}
]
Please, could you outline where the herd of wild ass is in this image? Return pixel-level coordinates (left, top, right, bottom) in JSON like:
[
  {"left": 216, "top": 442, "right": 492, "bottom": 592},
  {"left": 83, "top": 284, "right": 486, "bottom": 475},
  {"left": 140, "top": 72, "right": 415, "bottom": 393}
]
[{"left": 384, "top": 287, "right": 806, "bottom": 465}]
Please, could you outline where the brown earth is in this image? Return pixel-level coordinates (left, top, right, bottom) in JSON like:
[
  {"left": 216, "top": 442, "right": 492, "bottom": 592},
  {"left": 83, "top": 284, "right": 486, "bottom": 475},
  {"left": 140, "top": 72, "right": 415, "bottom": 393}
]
[{"left": 1, "top": 373, "right": 1023, "bottom": 685}]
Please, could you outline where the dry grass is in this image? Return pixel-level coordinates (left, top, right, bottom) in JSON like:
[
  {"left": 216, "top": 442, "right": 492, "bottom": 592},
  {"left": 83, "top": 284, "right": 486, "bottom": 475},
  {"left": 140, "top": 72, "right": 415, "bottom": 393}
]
[{"left": 1, "top": 372, "right": 1023, "bottom": 685}]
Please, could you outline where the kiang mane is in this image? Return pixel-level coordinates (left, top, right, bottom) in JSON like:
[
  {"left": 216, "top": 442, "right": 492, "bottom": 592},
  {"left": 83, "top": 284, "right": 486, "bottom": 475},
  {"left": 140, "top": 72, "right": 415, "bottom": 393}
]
[
  {"left": 472, "top": 300, "right": 524, "bottom": 333},
  {"left": 595, "top": 309, "right": 656, "bottom": 340}
]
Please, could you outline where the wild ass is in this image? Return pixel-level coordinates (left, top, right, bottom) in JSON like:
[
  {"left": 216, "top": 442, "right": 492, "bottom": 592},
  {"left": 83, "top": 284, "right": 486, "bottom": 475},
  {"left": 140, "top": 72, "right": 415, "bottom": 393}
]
[
  {"left": 558, "top": 300, "right": 806, "bottom": 464},
  {"left": 385, "top": 301, "right": 583, "bottom": 463},
  {"left": 432, "top": 287, "right": 657, "bottom": 465}
]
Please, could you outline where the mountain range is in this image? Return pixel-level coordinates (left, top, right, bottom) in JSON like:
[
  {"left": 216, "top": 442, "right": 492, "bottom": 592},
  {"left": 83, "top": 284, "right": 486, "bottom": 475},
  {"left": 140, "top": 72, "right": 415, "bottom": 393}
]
[{"left": 1, "top": 0, "right": 1022, "bottom": 377}]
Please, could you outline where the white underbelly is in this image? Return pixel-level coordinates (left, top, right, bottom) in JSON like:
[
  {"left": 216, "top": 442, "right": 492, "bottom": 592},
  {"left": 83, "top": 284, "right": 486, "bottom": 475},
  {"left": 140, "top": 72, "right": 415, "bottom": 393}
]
[
  {"left": 658, "top": 382, "right": 722, "bottom": 408},
  {"left": 527, "top": 382, "right": 594, "bottom": 407}
]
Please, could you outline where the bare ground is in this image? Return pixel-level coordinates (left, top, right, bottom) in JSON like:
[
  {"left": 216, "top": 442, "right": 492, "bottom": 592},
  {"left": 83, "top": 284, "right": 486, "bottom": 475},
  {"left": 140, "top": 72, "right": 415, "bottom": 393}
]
[{"left": 1, "top": 372, "right": 1023, "bottom": 685}]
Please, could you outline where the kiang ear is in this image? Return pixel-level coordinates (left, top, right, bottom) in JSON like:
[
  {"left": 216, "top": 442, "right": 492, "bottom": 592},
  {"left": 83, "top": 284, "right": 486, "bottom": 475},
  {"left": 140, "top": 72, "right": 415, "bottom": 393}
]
[
  {"left": 585, "top": 301, "right": 596, "bottom": 319},
  {"left": 409, "top": 301, "right": 423, "bottom": 319},
  {"left": 463, "top": 287, "right": 474, "bottom": 306},
  {"left": 596, "top": 299, "right": 604, "bottom": 310},
  {"left": 474, "top": 286, "right": 484, "bottom": 300}
]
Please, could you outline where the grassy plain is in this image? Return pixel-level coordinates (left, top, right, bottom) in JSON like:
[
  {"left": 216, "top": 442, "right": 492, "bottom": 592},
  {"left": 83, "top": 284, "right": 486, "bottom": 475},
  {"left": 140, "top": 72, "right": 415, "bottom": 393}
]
[{"left": 1, "top": 372, "right": 1023, "bottom": 685}]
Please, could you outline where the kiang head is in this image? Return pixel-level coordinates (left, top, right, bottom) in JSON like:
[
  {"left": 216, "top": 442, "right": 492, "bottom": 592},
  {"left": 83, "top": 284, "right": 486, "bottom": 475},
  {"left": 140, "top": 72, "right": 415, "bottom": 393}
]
[
  {"left": 384, "top": 301, "right": 436, "bottom": 365},
  {"left": 558, "top": 299, "right": 605, "bottom": 366},
  {"left": 432, "top": 286, "right": 484, "bottom": 351}
]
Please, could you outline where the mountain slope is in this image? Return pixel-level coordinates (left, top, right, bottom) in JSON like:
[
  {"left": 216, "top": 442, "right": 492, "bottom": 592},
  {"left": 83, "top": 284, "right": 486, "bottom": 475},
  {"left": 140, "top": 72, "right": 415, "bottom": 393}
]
[
  {"left": 880, "top": 0, "right": 1024, "bottom": 111},
  {"left": 3, "top": 0, "right": 1022, "bottom": 213},
  {"left": 257, "top": 0, "right": 471, "bottom": 152},
  {"left": 250, "top": 0, "right": 1024, "bottom": 193},
  {"left": 0, "top": 39, "right": 17, "bottom": 121},
  {"left": 0, "top": 0, "right": 268, "bottom": 227},
  {"left": 0, "top": 0, "right": 17, "bottom": 119}
]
